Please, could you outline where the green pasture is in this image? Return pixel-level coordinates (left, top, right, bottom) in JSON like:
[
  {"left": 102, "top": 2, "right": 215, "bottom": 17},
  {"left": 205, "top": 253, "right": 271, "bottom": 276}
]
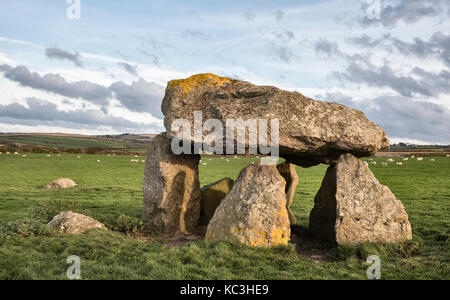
[{"left": 0, "top": 153, "right": 448, "bottom": 279}]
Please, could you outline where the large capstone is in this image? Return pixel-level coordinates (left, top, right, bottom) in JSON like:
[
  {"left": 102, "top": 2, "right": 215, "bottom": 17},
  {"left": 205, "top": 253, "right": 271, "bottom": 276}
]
[
  {"left": 143, "top": 133, "right": 201, "bottom": 234},
  {"left": 205, "top": 163, "right": 290, "bottom": 247},
  {"left": 309, "top": 153, "right": 412, "bottom": 245},
  {"left": 162, "top": 73, "right": 389, "bottom": 167},
  {"left": 276, "top": 162, "right": 298, "bottom": 225}
]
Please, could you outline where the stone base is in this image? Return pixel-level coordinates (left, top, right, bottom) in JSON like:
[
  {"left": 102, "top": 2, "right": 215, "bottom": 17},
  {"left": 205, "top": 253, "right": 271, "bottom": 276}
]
[
  {"left": 143, "top": 133, "right": 201, "bottom": 234},
  {"left": 277, "top": 162, "right": 298, "bottom": 225},
  {"left": 309, "top": 153, "right": 412, "bottom": 245},
  {"left": 206, "top": 163, "right": 290, "bottom": 247}
]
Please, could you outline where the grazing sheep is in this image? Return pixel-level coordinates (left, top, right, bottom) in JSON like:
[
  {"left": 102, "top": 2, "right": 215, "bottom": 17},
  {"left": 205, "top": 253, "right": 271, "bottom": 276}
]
[
  {"left": 47, "top": 154, "right": 51, "bottom": 157},
  {"left": 411, "top": 155, "right": 415, "bottom": 158},
  {"left": 6, "top": 152, "right": 10, "bottom": 154},
  {"left": 446, "top": 154, "right": 450, "bottom": 158},
  {"left": 202, "top": 163, "right": 207, "bottom": 166},
  {"left": 381, "top": 162, "right": 388, "bottom": 167},
  {"left": 429, "top": 159, "right": 436, "bottom": 163},
  {"left": 369, "top": 161, "right": 377, "bottom": 165},
  {"left": 14, "top": 152, "right": 19, "bottom": 155},
  {"left": 77, "top": 156, "right": 81, "bottom": 159},
  {"left": 22, "top": 155, "right": 27, "bottom": 158},
  {"left": 387, "top": 158, "right": 394, "bottom": 162},
  {"left": 130, "top": 159, "right": 139, "bottom": 163},
  {"left": 403, "top": 158, "right": 409, "bottom": 161},
  {"left": 141, "top": 160, "right": 145, "bottom": 163},
  {"left": 396, "top": 162, "right": 403, "bottom": 166},
  {"left": 417, "top": 157, "right": 424, "bottom": 161}
]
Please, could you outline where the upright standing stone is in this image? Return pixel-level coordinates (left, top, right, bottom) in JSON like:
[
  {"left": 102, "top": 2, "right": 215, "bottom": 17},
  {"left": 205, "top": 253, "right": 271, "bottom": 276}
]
[
  {"left": 199, "top": 177, "right": 234, "bottom": 225},
  {"left": 309, "top": 153, "right": 412, "bottom": 245},
  {"left": 206, "top": 163, "right": 290, "bottom": 247},
  {"left": 277, "top": 162, "right": 299, "bottom": 225},
  {"left": 143, "top": 133, "right": 201, "bottom": 234}
]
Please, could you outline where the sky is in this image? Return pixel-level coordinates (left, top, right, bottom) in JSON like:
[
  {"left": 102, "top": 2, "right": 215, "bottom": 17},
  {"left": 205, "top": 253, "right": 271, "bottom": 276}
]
[{"left": 0, "top": 0, "right": 449, "bottom": 144}]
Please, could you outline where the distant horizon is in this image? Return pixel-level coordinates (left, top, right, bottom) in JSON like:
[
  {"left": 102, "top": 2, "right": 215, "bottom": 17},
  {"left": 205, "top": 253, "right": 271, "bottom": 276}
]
[{"left": 0, "top": 131, "right": 448, "bottom": 147}]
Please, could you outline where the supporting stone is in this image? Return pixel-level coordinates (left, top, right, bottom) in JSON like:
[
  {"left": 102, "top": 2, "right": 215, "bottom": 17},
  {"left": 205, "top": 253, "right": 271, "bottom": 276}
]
[
  {"left": 199, "top": 177, "right": 234, "bottom": 225},
  {"left": 206, "top": 163, "right": 290, "bottom": 247},
  {"left": 143, "top": 133, "right": 201, "bottom": 234},
  {"left": 309, "top": 153, "right": 412, "bottom": 245},
  {"left": 277, "top": 162, "right": 298, "bottom": 225}
]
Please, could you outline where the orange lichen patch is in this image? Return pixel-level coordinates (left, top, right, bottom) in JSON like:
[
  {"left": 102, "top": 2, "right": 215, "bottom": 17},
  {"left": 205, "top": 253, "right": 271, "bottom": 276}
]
[
  {"left": 232, "top": 227, "right": 290, "bottom": 247},
  {"left": 167, "top": 73, "right": 232, "bottom": 95}
]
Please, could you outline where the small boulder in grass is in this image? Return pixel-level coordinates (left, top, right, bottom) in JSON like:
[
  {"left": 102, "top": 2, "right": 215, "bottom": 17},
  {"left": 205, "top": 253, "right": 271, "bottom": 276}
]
[
  {"left": 48, "top": 211, "right": 107, "bottom": 234},
  {"left": 44, "top": 178, "right": 77, "bottom": 190}
]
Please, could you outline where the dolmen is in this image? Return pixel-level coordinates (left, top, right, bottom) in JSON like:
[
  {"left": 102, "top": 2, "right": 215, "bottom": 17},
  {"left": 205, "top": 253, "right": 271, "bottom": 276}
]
[{"left": 143, "top": 73, "right": 412, "bottom": 246}]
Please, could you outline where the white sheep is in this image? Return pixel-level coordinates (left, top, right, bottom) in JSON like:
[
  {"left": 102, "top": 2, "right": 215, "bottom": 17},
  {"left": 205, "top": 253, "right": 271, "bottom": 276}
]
[
  {"left": 429, "top": 159, "right": 436, "bottom": 163},
  {"left": 369, "top": 161, "right": 377, "bottom": 165},
  {"left": 202, "top": 163, "right": 207, "bottom": 166},
  {"left": 381, "top": 162, "right": 388, "bottom": 167},
  {"left": 446, "top": 154, "right": 450, "bottom": 158},
  {"left": 387, "top": 158, "right": 394, "bottom": 162},
  {"left": 396, "top": 162, "right": 403, "bottom": 166},
  {"left": 403, "top": 158, "right": 409, "bottom": 161},
  {"left": 417, "top": 157, "right": 424, "bottom": 161}
]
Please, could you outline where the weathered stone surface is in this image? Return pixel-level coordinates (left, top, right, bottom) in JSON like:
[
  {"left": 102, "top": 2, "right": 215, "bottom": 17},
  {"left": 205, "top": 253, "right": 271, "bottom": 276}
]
[
  {"left": 277, "top": 162, "right": 298, "bottom": 225},
  {"left": 143, "top": 133, "right": 201, "bottom": 234},
  {"left": 44, "top": 178, "right": 77, "bottom": 190},
  {"left": 309, "top": 153, "right": 412, "bottom": 245},
  {"left": 162, "top": 73, "right": 389, "bottom": 167},
  {"left": 206, "top": 163, "right": 290, "bottom": 247},
  {"left": 48, "top": 211, "right": 106, "bottom": 234},
  {"left": 199, "top": 177, "right": 234, "bottom": 225}
]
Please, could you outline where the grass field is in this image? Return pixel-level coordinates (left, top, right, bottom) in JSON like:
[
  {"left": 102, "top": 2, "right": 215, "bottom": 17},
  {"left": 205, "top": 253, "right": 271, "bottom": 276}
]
[
  {"left": 0, "top": 153, "right": 448, "bottom": 280},
  {"left": 0, "top": 134, "right": 149, "bottom": 151}
]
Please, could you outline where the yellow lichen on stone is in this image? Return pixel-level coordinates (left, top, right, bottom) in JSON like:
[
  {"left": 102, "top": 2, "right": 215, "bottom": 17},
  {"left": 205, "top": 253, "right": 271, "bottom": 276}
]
[{"left": 167, "top": 73, "right": 232, "bottom": 95}]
